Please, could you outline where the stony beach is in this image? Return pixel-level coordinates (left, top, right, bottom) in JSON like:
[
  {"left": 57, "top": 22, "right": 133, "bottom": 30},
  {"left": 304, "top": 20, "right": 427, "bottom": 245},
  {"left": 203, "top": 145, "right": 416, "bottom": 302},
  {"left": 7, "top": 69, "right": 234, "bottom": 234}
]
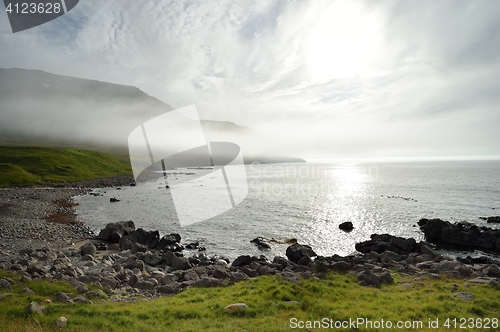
[
  {"left": 1, "top": 177, "right": 500, "bottom": 306},
  {"left": 0, "top": 175, "right": 135, "bottom": 259}
]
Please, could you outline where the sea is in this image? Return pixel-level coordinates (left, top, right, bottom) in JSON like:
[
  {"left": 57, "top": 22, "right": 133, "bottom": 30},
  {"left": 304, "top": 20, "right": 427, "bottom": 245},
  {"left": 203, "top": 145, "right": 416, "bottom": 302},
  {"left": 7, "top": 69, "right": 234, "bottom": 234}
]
[{"left": 74, "top": 161, "right": 500, "bottom": 261}]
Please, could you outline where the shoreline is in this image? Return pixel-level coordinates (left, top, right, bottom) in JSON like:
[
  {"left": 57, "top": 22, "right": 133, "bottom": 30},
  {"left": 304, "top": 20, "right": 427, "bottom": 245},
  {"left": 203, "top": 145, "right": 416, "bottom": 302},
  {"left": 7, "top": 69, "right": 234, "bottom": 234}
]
[{"left": 0, "top": 175, "right": 136, "bottom": 259}]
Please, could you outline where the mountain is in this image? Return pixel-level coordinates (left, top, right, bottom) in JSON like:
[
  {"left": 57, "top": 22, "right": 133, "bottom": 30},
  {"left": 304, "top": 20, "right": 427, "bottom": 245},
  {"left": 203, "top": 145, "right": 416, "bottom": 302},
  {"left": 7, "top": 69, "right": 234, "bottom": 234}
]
[{"left": 0, "top": 68, "right": 304, "bottom": 164}]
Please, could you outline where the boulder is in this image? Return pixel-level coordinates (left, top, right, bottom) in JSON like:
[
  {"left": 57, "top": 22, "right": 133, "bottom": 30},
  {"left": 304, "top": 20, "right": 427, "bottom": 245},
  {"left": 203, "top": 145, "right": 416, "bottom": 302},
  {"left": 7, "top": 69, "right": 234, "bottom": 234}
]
[
  {"left": 157, "top": 284, "right": 182, "bottom": 295},
  {"left": 357, "top": 271, "right": 380, "bottom": 287},
  {"left": 56, "top": 292, "right": 74, "bottom": 303},
  {"left": 339, "top": 221, "right": 354, "bottom": 232},
  {"left": 286, "top": 243, "right": 317, "bottom": 264},
  {"left": 157, "top": 234, "right": 182, "bottom": 250},
  {"left": 250, "top": 237, "right": 271, "bottom": 249},
  {"left": 192, "top": 277, "right": 223, "bottom": 288},
  {"left": 480, "top": 216, "right": 500, "bottom": 223},
  {"left": 171, "top": 256, "right": 192, "bottom": 270},
  {"left": 98, "top": 221, "right": 135, "bottom": 243},
  {"left": 25, "top": 301, "right": 45, "bottom": 315},
  {"left": 380, "top": 251, "right": 404, "bottom": 263},
  {"left": 232, "top": 255, "right": 252, "bottom": 267}
]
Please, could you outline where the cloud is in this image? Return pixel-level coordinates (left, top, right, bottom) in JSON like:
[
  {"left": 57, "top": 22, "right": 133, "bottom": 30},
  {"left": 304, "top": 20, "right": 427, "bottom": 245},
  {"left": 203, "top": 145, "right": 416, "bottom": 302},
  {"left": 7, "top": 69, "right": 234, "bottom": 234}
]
[{"left": 0, "top": 0, "right": 499, "bottom": 159}]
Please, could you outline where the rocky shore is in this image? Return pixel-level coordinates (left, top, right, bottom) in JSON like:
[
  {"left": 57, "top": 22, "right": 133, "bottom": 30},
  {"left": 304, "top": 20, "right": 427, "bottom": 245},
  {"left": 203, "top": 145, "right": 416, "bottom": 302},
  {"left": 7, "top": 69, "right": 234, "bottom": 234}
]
[
  {"left": 0, "top": 175, "right": 135, "bottom": 257},
  {"left": 1, "top": 178, "right": 500, "bottom": 306}
]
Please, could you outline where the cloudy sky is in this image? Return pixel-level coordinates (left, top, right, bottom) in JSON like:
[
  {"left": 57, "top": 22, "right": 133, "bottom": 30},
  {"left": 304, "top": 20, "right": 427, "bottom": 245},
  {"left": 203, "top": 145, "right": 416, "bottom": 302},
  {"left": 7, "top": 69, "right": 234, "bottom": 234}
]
[{"left": 1, "top": 0, "right": 499, "bottom": 160}]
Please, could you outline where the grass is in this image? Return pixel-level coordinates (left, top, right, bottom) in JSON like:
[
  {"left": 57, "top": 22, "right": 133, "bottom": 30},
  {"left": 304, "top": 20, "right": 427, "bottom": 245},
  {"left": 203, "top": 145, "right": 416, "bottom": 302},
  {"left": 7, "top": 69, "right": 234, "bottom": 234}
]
[
  {"left": 0, "top": 269, "right": 499, "bottom": 331},
  {"left": 0, "top": 146, "right": 131, "bottom": 187}
]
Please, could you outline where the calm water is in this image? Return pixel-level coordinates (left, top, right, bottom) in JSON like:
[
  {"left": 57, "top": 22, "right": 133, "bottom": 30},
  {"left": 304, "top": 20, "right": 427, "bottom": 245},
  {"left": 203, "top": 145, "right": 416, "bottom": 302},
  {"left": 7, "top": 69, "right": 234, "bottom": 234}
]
[{"left": 74, "top": 161, "right": 500, "bottom": 260}]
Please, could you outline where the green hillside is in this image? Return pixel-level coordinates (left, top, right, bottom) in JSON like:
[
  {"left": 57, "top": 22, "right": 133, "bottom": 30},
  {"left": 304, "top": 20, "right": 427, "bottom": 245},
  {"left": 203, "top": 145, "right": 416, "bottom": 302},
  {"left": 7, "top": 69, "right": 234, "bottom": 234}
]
[{"left": 0, "top": 146, "right": 131, "bottom": 187}]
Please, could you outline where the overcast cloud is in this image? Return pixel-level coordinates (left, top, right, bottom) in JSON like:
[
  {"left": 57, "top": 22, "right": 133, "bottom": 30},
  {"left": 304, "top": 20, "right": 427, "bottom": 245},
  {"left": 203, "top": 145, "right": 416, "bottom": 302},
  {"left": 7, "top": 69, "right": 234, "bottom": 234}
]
[{"left": 1, "top": 0, "right": 499, "bottom": 160}]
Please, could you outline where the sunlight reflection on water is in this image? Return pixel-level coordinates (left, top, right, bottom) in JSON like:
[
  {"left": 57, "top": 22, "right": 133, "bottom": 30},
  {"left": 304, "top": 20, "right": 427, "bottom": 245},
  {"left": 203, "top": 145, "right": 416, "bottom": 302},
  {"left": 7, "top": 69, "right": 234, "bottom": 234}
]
[{"left": 75, "top": 162, "right": 500, "bottom": 260}]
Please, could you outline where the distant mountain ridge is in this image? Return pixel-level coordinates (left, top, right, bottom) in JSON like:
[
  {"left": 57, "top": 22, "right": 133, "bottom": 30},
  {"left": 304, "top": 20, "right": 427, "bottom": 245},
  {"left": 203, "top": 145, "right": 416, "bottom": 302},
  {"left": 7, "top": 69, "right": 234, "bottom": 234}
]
[{"left": 0, "top": 68, "right": 304, "bottom": 164}]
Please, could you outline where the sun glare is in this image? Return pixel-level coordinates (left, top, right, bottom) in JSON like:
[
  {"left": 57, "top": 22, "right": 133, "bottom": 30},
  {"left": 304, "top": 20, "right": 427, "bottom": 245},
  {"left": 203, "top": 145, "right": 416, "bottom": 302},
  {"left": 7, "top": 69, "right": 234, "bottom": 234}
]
[{"left": 306, "top": 1, "right": 383, "bottom": 81}]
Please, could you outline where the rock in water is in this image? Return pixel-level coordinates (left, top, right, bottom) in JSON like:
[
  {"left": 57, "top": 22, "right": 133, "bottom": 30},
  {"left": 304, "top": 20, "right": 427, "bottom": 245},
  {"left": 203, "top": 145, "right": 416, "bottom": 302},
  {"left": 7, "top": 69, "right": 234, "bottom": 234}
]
[{"left": 339, "top": 221, "right": 354, "bottom": 232}]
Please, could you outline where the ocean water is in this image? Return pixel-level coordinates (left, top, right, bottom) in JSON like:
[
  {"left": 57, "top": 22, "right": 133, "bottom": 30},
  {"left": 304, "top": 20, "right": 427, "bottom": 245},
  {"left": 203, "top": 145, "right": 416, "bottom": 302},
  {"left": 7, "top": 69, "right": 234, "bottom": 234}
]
[{"left": 74, "top": 161, "right": 500, "bottom": 261}]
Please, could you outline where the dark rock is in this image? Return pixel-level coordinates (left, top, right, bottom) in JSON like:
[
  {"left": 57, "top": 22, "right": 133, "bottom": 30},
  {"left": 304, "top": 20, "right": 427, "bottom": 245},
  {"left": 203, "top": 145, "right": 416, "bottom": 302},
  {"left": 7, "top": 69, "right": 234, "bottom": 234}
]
[
  {"left": 192, "top": 277, "right": 223, "bottom": 288},
  {"left": 136, "top": 280, "right": 157, "bottom": 290},
  {"left": 232, "top": 255, "right": 252, "bottom": 267},
  {"left": 250, "top": 237, "right": 271, "bottom": 249},
  {"left": 286, "top": 243, "right": 317, "bottom": 264},
  {"left": 420, "top": 218, "right": 500, "bottom": 252},
  {"left": 483, "top": 265, "right": 500, "bottom": 278},
  {"left": 171, "top": 256, "right": 192, "bottom": 270},
  {"left": 110, "top": 197, "right": 120, "bottom": 202},
  {"left": 123, "top": 258, "right": 145, "bottom": 271},
  {"left": 56, "top": 292, "right": 74, "bottom": 303},
  {"left": 213, "top": 266, "right": 231, "bottom": 280},
  {"left": 131, "top": 243, "right": 148, "bottom": 254},
  {"left": 331, "top": 261, "right": 351, "bottom": 272},
  {"left": 357, "top": 271, "right": 380, "bottom": 287},
  {"left": 98, "top": 221, "right": 135, "bottom": 243},
  {"left": 185, "top": 241, "right": 199, "bottom": 249},
  {"left": 480, "top": 216, "right": 500, "bottom": 223},
  {"left": 157, "top": 284, "right": 182, "bottom": 295},
  {"left": 0, "top": 278, "right": 12, "bottom": 290},
  {"left": 96, "top": 243, "right": 108, "bottom": 251},
  {"left": 157, "top": 234, "right": 182, "bottom": 250},
  {"left": 339, "top": 221, "right": 354, "bottom": 232},
  {"left": 230, "top": 271, "right": 250, "bottom": 282},
  {"left": 380, "top": 251, "right": 404, "bottom": 263}
]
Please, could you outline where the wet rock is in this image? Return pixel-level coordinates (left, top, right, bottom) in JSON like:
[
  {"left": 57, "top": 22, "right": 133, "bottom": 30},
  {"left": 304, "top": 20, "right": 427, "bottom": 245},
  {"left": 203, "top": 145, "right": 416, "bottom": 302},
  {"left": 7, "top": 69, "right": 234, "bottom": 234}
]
[
  {"left": 250, "top": 237, "right": 271, "bottom": 249},
  {"left": 286, "top": 243, "right": 317, "bottom": 264},
  {"left": 480, "top": 216, "right": 500, "bottom": 223},
  {"left": 98, "top": 221, "right": 135, "bottom": 243},
  {"left": 339, "top": 221, "right": 354, "bottom": 232},
  {"left": 232, "top": 255, "right": 252, "bottom": 267}
]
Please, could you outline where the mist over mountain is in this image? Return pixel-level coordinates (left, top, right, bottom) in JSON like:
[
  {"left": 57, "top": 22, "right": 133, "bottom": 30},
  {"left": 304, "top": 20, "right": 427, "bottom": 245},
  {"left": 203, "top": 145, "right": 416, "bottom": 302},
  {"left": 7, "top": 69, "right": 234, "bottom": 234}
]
[{"left": 0, "top": 68, "right": 304, "bottom": 163}]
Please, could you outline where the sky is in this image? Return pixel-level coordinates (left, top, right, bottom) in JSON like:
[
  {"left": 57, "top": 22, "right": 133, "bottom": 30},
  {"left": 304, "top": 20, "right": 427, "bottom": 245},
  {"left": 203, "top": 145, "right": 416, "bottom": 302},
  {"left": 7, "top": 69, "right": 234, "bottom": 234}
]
[{"left": 1, "top": 0, "right": 500, "bottom": 160}]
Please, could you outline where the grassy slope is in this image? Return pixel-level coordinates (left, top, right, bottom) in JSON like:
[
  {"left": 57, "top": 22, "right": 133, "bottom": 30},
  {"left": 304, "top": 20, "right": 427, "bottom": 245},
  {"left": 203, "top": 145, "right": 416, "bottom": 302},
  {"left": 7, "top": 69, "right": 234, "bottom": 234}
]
[
  {"left": 0, "top": 146, "right": 131, "bottom": 187},
  {"left": 0, "top": 269, "right": 499, "bottom": 332}
]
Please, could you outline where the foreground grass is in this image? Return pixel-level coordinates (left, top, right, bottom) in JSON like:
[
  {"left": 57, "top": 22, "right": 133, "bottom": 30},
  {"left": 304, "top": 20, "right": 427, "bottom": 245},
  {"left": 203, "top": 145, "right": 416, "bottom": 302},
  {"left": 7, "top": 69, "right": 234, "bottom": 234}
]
[
  {"left": 1, "top": 269, "right": 499, "bottom": 331},
  {"left": 0, "top": 146, "right": 131, "bottom": 187}
]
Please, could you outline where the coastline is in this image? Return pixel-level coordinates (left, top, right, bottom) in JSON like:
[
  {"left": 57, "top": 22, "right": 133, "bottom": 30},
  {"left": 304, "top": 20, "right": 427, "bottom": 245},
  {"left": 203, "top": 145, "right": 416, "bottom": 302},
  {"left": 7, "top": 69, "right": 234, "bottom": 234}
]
[{"left": 0, "top": 175, "right": 136, "bottom": 260}]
